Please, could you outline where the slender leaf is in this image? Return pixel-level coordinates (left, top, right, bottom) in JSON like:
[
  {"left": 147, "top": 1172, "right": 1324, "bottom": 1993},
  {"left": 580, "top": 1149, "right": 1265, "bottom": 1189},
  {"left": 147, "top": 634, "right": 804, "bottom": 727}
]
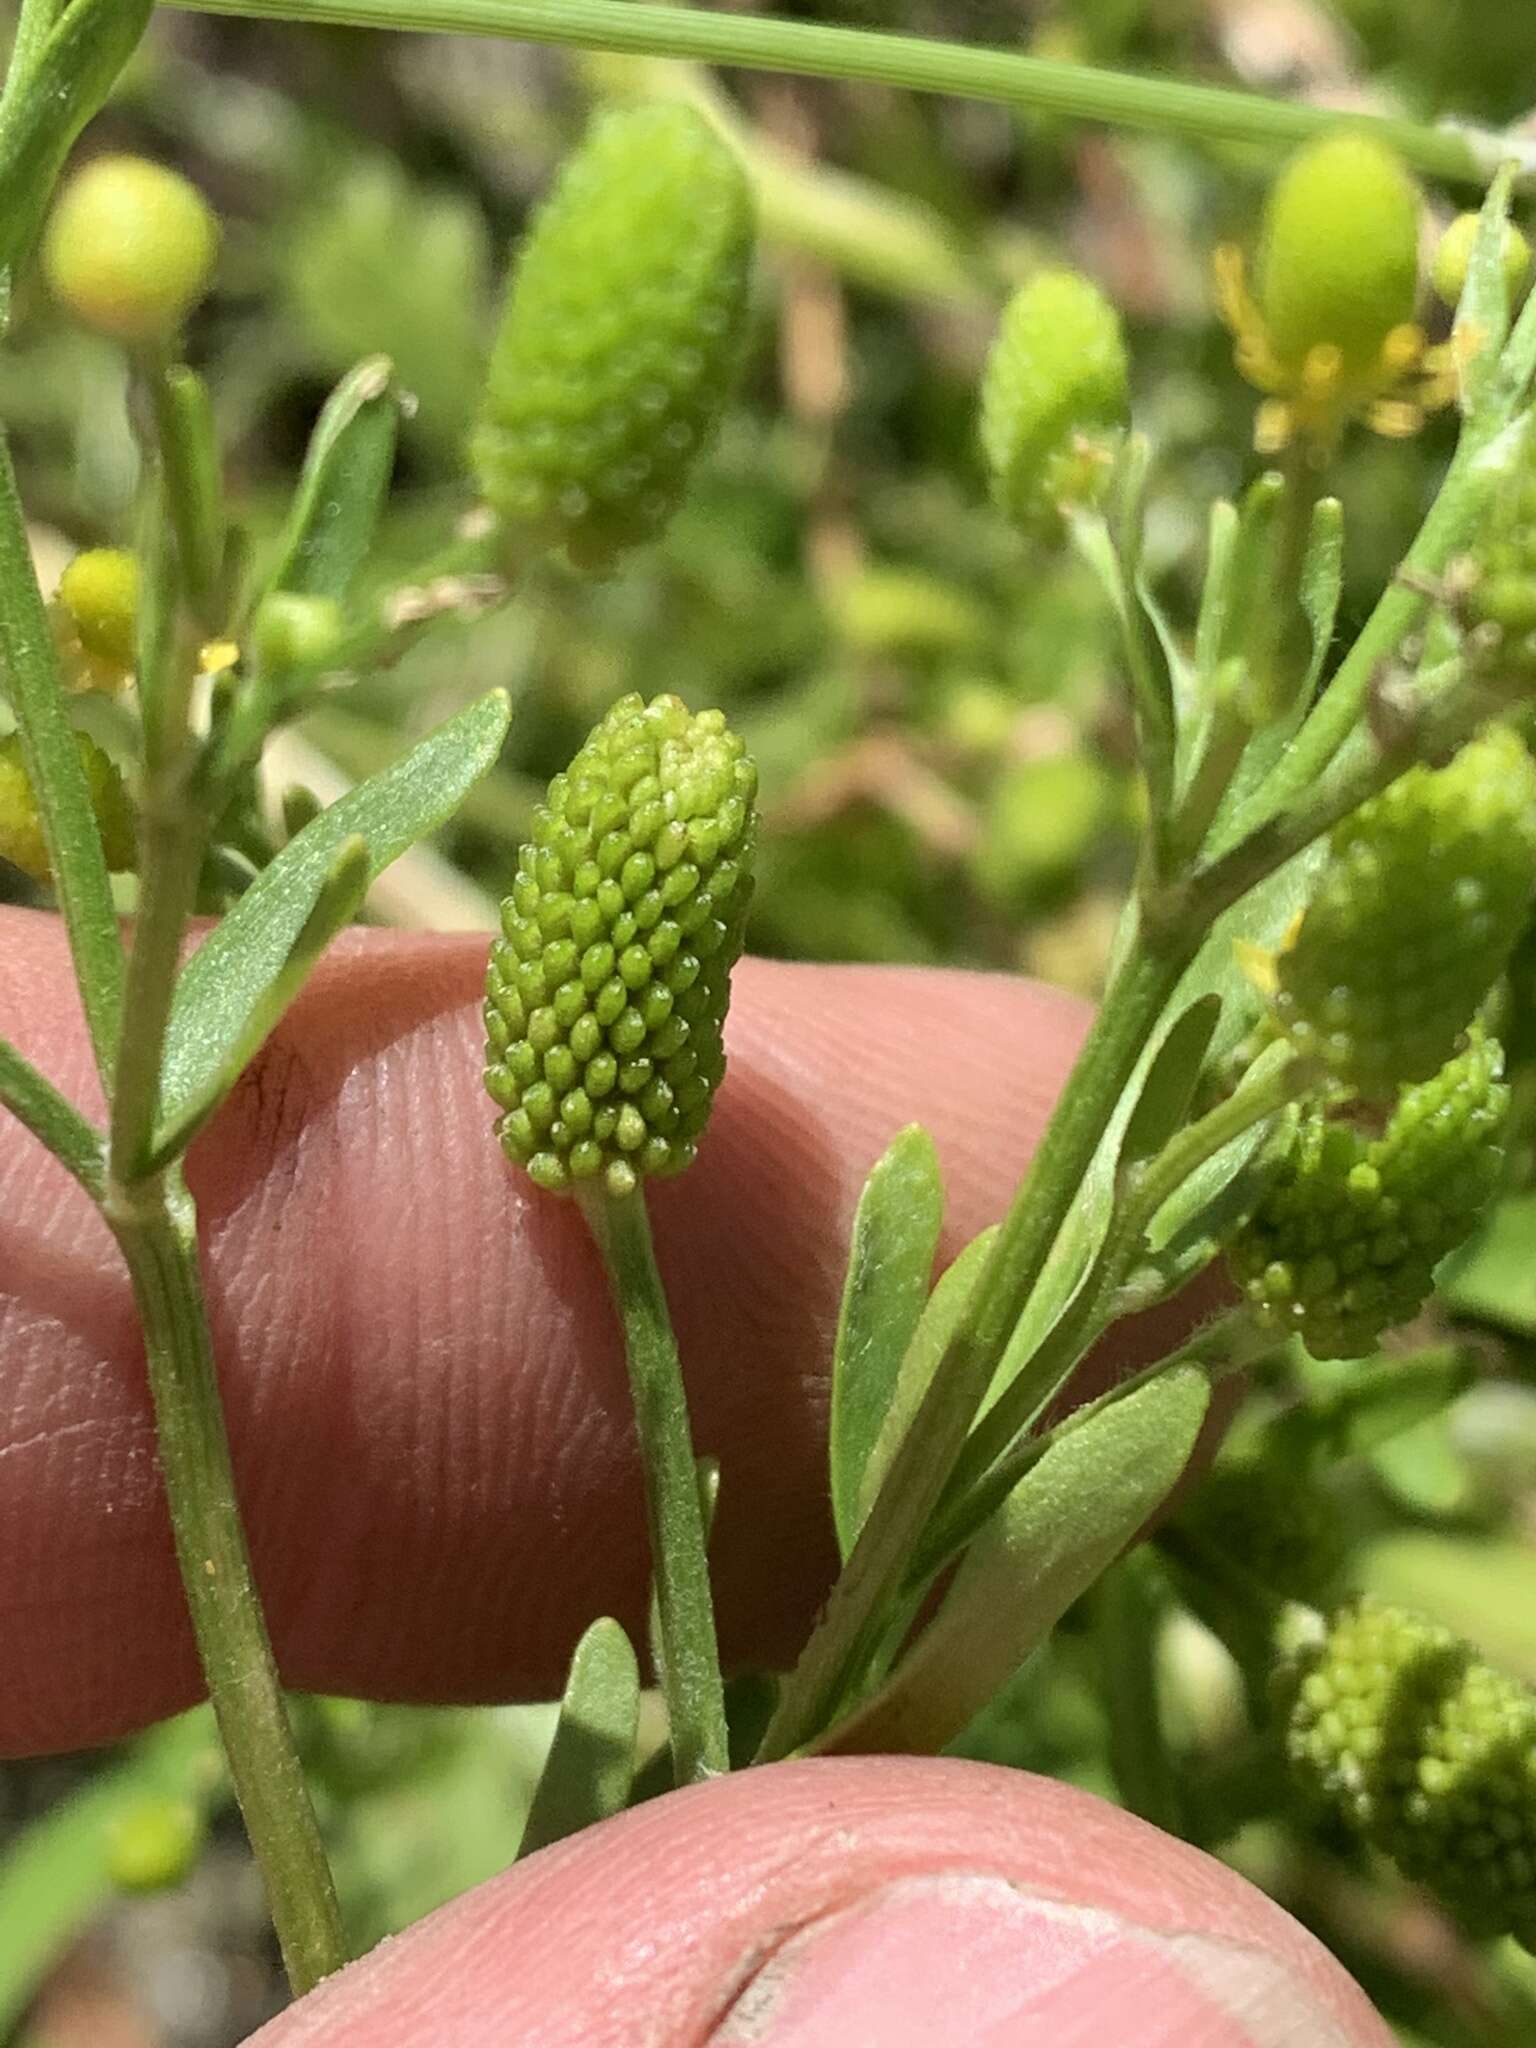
[
  {"left": 146, "top": 836, "right": 372, "bottom": 1170},
  {"left": 828, "top": 1125, "right": 944, "bottom": 1557},
  {"left": 262, "top": 356, "right": 400, "bottom": 605},
  {"left": 0, "top": 1036, "right": 104, "bottom": 1195},
  {"left": 0, "top": 0, "right": 154, "bottom": 277},
  {"left": 0, "top": 431, "right": 123, "bottom": 1077},
  {"left": 1456, "top": 162, "right": 1518, "bottom": 422},
  {"left": 1192, "top": 499, "right": 1239, "bottom": 696},
  {"left": 1298, "top": 495, "right": 1344, "bottom": 697},
  {"left": 821, "top": 1365, "right": 1211, "bottom": 1755},
  {"left": 154, "top": 366, "right": 227, "bottom": 629},
  {"left": 857, "top": 1223, "right": 998, "bottom": 1528},
  {"left": 518, "top": 1619, "right": 639, "bottom": 1859},
  {"left": 1120, "top": 993, "right": 1220, "bottom": 1166},
  {"left": 154, "top": 689, "right": 510, "bottom": 1146}
]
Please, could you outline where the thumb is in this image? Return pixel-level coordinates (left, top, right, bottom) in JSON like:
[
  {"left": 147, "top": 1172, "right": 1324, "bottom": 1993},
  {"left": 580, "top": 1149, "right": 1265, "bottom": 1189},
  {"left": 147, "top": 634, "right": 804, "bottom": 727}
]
[{"left": 251, "top": 1757, "right": 1391, "bottom": 2046}]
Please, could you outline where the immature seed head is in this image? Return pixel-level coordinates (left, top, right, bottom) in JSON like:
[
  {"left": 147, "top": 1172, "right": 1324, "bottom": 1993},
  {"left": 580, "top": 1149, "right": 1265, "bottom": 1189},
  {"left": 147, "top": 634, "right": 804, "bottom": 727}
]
[
  {"left": 470, "top": 103, "right": 755, "bottom": 571},
  {"left": 1280, "top": 1598, "right": 1536, "bottom": 1945},
  {"left": 979, "top": 268, "right": 1129, "bottom": 540},
  {"left": 1229, "top": 1025, "right": 1508, "bottom": 1358},
  {"left": 1216, "top": 130, "right": 1450, "bottom": 452},
  {"left": 1258, "top": 133, "right": 1421, "bottom": 383},
  {"left": 44, "top": 156, "right": 219, "bottom": 345},
  {"left": 1271, "top": 726, "right": 1536, "bottom": 1098},
  {"left": 484, "top": 693, "right": 757, "bottom": 1198}
]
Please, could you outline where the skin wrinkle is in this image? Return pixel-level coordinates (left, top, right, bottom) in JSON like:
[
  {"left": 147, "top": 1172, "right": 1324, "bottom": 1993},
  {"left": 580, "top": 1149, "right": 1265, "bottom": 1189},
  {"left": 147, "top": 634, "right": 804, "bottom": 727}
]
[
  {"left": 0, "top": 907, "right": 1211, "bottom": 1752},
  {"left": 248, "top": 1759, "right": 1391, "bottom": 2048}
]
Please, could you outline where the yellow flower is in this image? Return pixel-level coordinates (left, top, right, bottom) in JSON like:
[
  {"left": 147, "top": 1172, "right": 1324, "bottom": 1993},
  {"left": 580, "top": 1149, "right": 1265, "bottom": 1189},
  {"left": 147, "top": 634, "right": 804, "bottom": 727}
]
[{"left": 1216, "top": 131, "right": 1455, "bottom": 456}]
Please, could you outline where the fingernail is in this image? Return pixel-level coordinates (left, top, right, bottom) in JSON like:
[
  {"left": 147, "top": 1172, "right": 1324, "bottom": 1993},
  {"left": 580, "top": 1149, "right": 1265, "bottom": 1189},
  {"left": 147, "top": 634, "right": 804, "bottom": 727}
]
[{"left": 707, "top": 1872, "right": 1357, "bottom": 2046}]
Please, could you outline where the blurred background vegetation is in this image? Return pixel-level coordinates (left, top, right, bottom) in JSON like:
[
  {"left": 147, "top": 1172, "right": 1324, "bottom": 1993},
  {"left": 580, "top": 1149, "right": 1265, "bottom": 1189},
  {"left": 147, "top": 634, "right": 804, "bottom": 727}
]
[{"left": 3, "top": 1, "right": 1536, "bottom": 2042}]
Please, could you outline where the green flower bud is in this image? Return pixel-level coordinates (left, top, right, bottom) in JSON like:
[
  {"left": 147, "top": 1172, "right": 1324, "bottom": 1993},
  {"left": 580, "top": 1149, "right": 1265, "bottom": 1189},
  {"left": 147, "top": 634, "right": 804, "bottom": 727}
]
[
  {"left": 979, "top": 268, "right": 1129, "bottom": 539},
  {"left": 1229, "top": 1027, "right": 1508, "bottom": 1358},
  {"left": 0, "top": 733, "right": 135, "bottom": 884},
  {"left": 484, "top": 692, "right": 757, "bottom": 1198},
  {"left": 57, "top": 547, "right": 139, "bottom": 672},
  {"left": 470, "top": 103, "right": 754, "bottom": 571},
  {"left": 107, "top": 1798, "right": 204, "bottom": 1893},
  {"left": 251, "top": 591, "right": 345, "bottom": 674},
  {"left": 1273, "top": 728, "right": 1536, "bottom": 1098},
  {"left": 1431, "top": 210, "right": 1532, "bottom": 311},
  {"left": 1281, "top": 1598, "right": 1536, "bottom": 1944},
  {"left": 1257, "top": 132, "right": 1421, "bottom": 385},
  {"left": 43, "top": 156, "right": 219, "bottom": 345}
]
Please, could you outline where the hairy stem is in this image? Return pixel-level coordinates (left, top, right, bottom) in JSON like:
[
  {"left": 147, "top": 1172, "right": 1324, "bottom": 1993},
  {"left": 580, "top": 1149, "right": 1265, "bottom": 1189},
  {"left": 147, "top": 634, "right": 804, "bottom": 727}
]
[
  {"left": 756, "top": 921, "right": 1191, "bottom": 1762},
  {"left": 104, "top": 1174, "right": 346, "bottom": 1993},
  {"left": 578, "top": 1184, "right": 729, "bottom": 1786}
]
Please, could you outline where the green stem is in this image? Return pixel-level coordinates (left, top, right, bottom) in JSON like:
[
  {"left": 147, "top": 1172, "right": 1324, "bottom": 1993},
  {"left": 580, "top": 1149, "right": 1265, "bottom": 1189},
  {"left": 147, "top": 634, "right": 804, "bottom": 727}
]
[
  {"left": 1187, "top": 654, "right": 1493, "bottom": 929},
  {"left": 929, "top": 1044, "right": 1307, "bottom": 1568},
  {"left": 914, "top": 1308, "right": 1274, "bottom": 1593},
  {"left": 1213, "top": 408, "right": 1514, "bottom": 858},
  {"left": 108, "top": 790, "right": 204, "bottom": 1176},
  {"left": 103, "top": 1173, "right": 346, "bottom": 1995},
  {"left": 577, "top": 1184, "right": 728, "bottom": 1786},
  {"left": 0, "top": 426, "right": 125, "bottom": 1081},
  {"left": 169, "top": 0, "right": 1500, "bottom": 188},
  {"left": 0, "top": 1035, "right": 105, "bottom": 1196},
  {"left": 756, "top": 921, "right": 1190, "bottom": 1763}
]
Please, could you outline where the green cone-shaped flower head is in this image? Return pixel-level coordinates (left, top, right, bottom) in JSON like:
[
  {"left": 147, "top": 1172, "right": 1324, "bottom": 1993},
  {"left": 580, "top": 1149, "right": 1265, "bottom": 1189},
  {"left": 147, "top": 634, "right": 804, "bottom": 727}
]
[
  {"left": 1258, "top": 132, "right": 1421, "bottom": 384},
  {"left": 485, "top": 693, "right": 757, "bottom": 1198},
  {"left": 470, "top": 103, "right": 754, "bottom": 571},
  {"left": 1229, "top": 1025, "right": 1508, "bottom": 1358},
  {"left": 1281, "top": 1599, "right": 1536, "bottom": 1945},
  {"left": 980, "top": 268, "right": 1129, "bottom": 539},
  {"left": 1273, "top": 727, "right": 1536, "bottom": 1098}
]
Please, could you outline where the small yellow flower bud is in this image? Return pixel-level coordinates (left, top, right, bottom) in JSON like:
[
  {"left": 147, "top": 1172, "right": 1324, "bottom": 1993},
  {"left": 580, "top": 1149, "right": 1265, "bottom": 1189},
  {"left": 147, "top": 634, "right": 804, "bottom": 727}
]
[
  {"left": 43, "top": 156, "right": 219, "bottom": 345},
  {"left": 56, "top": 547, "right": 139, "bottom": 673},
  {"left": 1431, "top": 211, "right": 1531, "bottom": 311}
]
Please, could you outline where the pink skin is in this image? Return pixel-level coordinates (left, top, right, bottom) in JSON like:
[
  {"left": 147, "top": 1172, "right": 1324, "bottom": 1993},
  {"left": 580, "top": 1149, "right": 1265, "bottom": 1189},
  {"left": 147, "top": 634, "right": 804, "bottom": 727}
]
[{"left": 0, "top": 907, "right": 1385, "bottom": 2042}]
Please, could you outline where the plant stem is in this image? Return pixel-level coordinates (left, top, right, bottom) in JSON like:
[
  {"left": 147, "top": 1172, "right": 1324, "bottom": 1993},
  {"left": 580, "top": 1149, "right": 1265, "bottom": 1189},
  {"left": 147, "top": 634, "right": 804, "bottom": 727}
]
[
  {"left": 171, "top": 0, "right": 1501, "bottom": 188},
  {"left": 103, "top": 1172, "right": 346, "bottom": 1995},
  {"left": 1212, "top": 406, "right": 1517, "bottom": 858},
  {"left": 1186, "top": 653, "right": 1493, "bottom": 929},
  {"left": 913, "top": 1308, "right": 1275, "bottom": 1594},
  {"left": 927, "top": 1045, "right": 1308, "bottom": 1569},
  {"left": 756, "top": 920, "right": 1190, "bottom": 1762},
  {"left": 0, "top": 1036, "right": 105, "bottom": 1196},
  {"left": 0, "top": 426, "right": 124, "bottom": 1081},
  {"left": 577, "top": 1184, "right": 729, "bottom": 1786}
]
